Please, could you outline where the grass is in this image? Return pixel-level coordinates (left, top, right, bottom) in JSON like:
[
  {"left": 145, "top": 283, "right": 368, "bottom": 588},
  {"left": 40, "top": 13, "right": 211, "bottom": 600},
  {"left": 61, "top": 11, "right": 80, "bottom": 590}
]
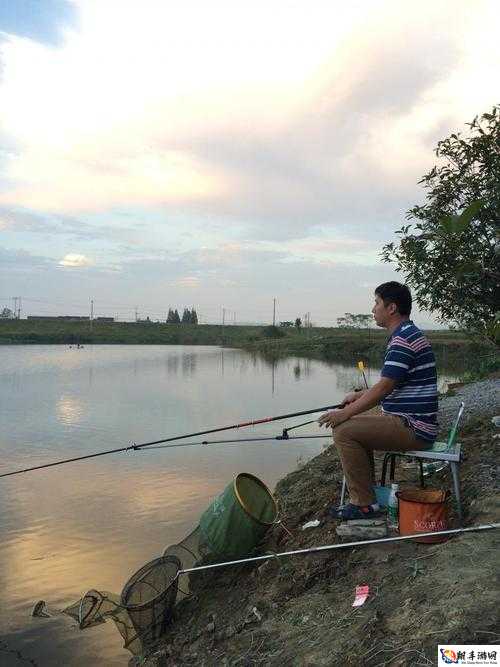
[{"left": 0, "top": 319, "right": 493, "bottom": 373}]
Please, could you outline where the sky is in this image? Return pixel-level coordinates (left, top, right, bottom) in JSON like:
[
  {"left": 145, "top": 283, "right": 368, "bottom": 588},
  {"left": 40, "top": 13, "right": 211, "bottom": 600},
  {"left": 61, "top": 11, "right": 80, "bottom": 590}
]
[{"left": 0, "top": 0, "right": 499, "bottom": 326}]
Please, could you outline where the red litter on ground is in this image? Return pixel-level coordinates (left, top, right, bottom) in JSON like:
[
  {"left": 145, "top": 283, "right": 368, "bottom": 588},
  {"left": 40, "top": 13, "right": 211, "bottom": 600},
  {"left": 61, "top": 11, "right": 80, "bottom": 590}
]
[{"left": 352, "top": 585, "right": 369, "bottom": 607}]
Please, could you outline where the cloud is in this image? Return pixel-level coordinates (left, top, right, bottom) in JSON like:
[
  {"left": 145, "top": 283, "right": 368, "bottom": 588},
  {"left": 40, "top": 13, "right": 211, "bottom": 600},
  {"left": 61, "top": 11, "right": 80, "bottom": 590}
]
[
  {"left": 1, "top": 1, "right": 499, "bottom": 325},
  {"left": 173, "top": 276, "right": 201, "bottom": 288},
  {"left": 59, "top": 253, "right": 92, "bottom": 267},
  {"left": 0, "top": 204, "right": 143, "bottom": 244},
  {"left": 1, "top": 0, "right": 497, "bottom": 232},
  {"left": 0, "top": 245, "right": 52, "bottom": 270}
]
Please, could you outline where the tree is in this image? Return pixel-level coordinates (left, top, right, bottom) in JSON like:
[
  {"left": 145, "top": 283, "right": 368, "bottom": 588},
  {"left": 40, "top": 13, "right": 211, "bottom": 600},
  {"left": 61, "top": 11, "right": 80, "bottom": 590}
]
[
  {"left": 295, "top": 317, "right": 302, "bottom": 329},
  {"left": 190, "top": 308, "right": 198, "bottom": 325},
  {"left": 181, "top": 308, "right": 192, "bottom": 324},
  {"left": 173, "top": 309, "right": 181, "bottom": 324},
  {"left": 355, "top": 314, "right": 373, "bottom": 329},
  {"left": 0, "top": 307, "right": 14, "bottom": 319},
  {"left": 382, "top": 106, "right": 500, "bottom": 343},
  {"left": 166, "top": 308, "right": 176, "bottom": 323},
  {"left": 337, "top": 313, "right": 372, "bottom": 328}
]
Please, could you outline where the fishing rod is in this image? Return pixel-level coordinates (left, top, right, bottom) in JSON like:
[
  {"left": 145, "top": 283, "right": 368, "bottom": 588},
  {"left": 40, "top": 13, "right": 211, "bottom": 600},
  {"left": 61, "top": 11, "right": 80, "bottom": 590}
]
[
  {"left": 176, "top": 522, "right": 500, "bottom": 577},
  {"left": 138, "top": 433, "right": 330, "bottom": 451},
  {"left": 0, "top": 402, "right": 343, "bottom": 479},
  {"left": 358, "top": 360, "right": 369, "bottom": 390}
]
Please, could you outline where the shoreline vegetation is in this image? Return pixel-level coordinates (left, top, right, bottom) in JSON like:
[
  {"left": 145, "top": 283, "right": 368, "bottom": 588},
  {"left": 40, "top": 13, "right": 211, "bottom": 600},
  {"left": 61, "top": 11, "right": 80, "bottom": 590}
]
[
  {"left": 0, "top": 317, "right": 486, "bottom": 350},
  {"left": 0, "top": 319, "right": 496, "bottom": 378}
]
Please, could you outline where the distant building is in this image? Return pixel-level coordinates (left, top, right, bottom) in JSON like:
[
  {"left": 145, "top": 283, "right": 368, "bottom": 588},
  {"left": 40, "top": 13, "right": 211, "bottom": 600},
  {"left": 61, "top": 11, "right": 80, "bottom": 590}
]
[
  {"left": 26, "top": 316, "right": 114, "bottom": 322},
  {"left": 27, "top": 315, "right": 90, "bottom": 321}
]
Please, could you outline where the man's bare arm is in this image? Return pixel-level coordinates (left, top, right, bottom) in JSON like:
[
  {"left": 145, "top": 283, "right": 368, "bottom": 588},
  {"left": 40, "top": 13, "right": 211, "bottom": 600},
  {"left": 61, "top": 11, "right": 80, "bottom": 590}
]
[
  {"left": 343, "top": 378, "right": 397, "bottom": 417},
  {"left": 318, "top": 377, "right": 397, "bottom": 427}
]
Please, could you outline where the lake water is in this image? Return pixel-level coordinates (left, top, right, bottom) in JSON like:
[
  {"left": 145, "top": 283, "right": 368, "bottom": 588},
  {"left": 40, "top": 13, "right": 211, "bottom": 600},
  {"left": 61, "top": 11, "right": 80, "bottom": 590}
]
[{"left": 0, "top": 345, "right": 456, "bottom": 666}]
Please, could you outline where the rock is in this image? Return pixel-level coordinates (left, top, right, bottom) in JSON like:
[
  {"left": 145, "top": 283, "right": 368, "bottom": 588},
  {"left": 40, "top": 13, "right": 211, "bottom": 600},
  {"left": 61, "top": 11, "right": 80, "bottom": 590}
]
[
  {"left": 336, "top": 522, "right": 388, "bottom": 539},
  {"left": 244, "top": 606, "right": 263, "bottom": 625}
]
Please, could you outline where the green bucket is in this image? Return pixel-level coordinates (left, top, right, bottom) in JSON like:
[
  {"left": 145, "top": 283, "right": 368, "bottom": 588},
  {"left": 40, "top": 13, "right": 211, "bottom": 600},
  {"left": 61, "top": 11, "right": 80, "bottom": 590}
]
[{"left": 199, "top": 473, "right": 278, "bottom": 558}]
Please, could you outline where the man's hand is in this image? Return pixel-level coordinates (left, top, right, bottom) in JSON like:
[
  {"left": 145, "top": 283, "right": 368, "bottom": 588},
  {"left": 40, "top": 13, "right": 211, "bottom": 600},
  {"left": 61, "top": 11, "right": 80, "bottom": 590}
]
[
  {"left": 318, "top": 408, "right": 350, "bottom": 429},
  {"left": 343, "top": 390, "right": 364, "bottom": 405}
]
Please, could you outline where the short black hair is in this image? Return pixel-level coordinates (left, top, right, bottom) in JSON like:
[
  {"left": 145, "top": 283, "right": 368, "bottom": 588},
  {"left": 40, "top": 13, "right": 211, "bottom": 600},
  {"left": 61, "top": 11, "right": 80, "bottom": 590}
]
[{"left": 375, "top": 281, "right": 412, "bottom": 316}]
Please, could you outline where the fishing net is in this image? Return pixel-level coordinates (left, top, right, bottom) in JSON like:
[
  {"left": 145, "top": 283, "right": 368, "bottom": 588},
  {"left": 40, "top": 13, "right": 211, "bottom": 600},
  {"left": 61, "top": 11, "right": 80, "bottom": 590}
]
[
  {"left": 163, "top": 526, "right": 209, "bottom": 601},
  {"left": 32, "top": 474, "right": 277, "bottom": 657},
  {"left": 121, "top": 555, "right": 181, "bottom": 651},
  {"left": 51, "top": 554, "right": 182, "bottom": 655},
  {"left": 33, "top": 552, "right": 187, "bottom": 655},
  {"left": 33, "top": 527, "right": 226, "bottom": 656}
]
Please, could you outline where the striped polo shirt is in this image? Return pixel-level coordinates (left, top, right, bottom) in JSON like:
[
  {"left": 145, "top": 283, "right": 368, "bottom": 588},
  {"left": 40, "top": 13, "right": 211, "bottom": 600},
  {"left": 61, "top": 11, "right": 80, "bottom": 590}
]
[{"left": 380, "top": 320, "right": 438, "bottom": 443}]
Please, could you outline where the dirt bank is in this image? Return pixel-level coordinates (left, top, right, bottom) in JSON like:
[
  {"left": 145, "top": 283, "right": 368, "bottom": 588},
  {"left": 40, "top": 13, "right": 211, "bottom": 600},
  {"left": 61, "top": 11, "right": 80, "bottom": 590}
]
[{"left": 142, "top": 412, "right": 499, "bottom": 666}]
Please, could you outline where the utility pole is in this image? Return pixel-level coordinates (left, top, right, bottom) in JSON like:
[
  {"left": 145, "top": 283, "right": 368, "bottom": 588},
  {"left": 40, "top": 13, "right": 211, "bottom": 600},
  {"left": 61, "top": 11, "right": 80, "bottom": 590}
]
[
  {"left": 12, "top": 296, "right": 21, "bottom": 319},
  {"left": 273, "top": 298, "right": 276, "bottom": 326},
  {"left": 222, "top": 307, "right": 226, "bottom": 325},
  {"left": 233, "top": 312, "right": 236, "bottom": 325},
  {"left": 135, "top": 306, "right": 138, "bottom": 323},
  {"left": 90, "top": 299, "right": 94, "bottom": 332}
]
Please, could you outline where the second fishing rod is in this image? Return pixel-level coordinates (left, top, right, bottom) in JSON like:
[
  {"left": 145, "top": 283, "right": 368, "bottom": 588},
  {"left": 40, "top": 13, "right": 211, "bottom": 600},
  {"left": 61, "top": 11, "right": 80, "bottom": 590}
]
[{"left": 0, "top": 402, "right": 344, "bottom": 479}]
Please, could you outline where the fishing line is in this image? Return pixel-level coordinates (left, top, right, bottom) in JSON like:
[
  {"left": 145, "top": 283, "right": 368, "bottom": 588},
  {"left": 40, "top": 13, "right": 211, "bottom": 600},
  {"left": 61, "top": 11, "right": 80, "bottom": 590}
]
[
  {"left": 0, "top": 403, "right": 342, "bottom": 479},
  {"left": 138, "top": 433, "right": 330, "bottom": 451}
]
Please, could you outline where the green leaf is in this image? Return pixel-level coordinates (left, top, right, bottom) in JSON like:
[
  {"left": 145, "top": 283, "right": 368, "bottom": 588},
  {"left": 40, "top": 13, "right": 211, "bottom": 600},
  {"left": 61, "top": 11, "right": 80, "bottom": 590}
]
[
  {"left": 459, "top": 199, "right": 483, "bottom": 224},
  {"left": 439, "top": 199, "right": 483, "bottom": 235}
]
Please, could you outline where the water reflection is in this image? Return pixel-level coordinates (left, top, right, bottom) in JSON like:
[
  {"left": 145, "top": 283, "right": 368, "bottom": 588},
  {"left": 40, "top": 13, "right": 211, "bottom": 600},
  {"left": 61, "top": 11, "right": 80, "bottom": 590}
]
[
  {"left": 56, "top": 396, "right": 85, "bottom": 426},
  {"left": 166, "top": 354, "right": 179, "bottom": 375},
  {"left": 181, "top": 352, "right": 197, "bottom": 377}
]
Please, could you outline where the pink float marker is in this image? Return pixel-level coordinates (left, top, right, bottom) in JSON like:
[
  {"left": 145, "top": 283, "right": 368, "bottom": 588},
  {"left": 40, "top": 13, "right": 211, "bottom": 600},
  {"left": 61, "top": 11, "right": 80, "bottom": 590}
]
[{"left": 352, "top": 585, "right": 370, "bottom": 607}]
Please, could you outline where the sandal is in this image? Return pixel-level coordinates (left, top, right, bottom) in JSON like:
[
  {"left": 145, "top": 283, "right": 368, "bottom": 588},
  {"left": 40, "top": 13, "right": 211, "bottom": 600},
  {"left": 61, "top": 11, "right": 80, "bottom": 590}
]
[{"left": 330, "top": 503, "right": 382, "bottom": 521}]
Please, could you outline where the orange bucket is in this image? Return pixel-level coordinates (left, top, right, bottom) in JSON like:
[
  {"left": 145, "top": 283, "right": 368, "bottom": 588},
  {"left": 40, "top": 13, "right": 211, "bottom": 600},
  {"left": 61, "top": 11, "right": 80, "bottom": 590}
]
[{"left": 397, "top": 489, "right": 450, "bottom": 543}]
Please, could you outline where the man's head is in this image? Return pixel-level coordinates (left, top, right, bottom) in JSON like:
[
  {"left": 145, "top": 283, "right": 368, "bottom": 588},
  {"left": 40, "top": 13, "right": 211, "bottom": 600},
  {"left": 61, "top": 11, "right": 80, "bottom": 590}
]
[{"left": 372, "top": 282, "right": 412, "bottom": 329}]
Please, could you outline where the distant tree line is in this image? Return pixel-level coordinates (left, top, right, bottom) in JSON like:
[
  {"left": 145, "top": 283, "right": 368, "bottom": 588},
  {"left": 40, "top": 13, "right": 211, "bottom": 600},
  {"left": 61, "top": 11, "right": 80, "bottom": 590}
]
[
  {"left": 337, "top": 313, "right": 372, "bottom": 328},
  {"left": 279, "top": 318, "right": 306, "bottom": 329},
  {"left": 166, "top": 307, "right": 198, "bottom": 324}
]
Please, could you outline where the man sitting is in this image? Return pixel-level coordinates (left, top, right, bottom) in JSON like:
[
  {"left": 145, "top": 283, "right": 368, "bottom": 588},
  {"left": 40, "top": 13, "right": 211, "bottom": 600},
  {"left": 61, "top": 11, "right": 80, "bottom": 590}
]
[{"left": 318, "top": 281, "right": 438, "bottom": 520}]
